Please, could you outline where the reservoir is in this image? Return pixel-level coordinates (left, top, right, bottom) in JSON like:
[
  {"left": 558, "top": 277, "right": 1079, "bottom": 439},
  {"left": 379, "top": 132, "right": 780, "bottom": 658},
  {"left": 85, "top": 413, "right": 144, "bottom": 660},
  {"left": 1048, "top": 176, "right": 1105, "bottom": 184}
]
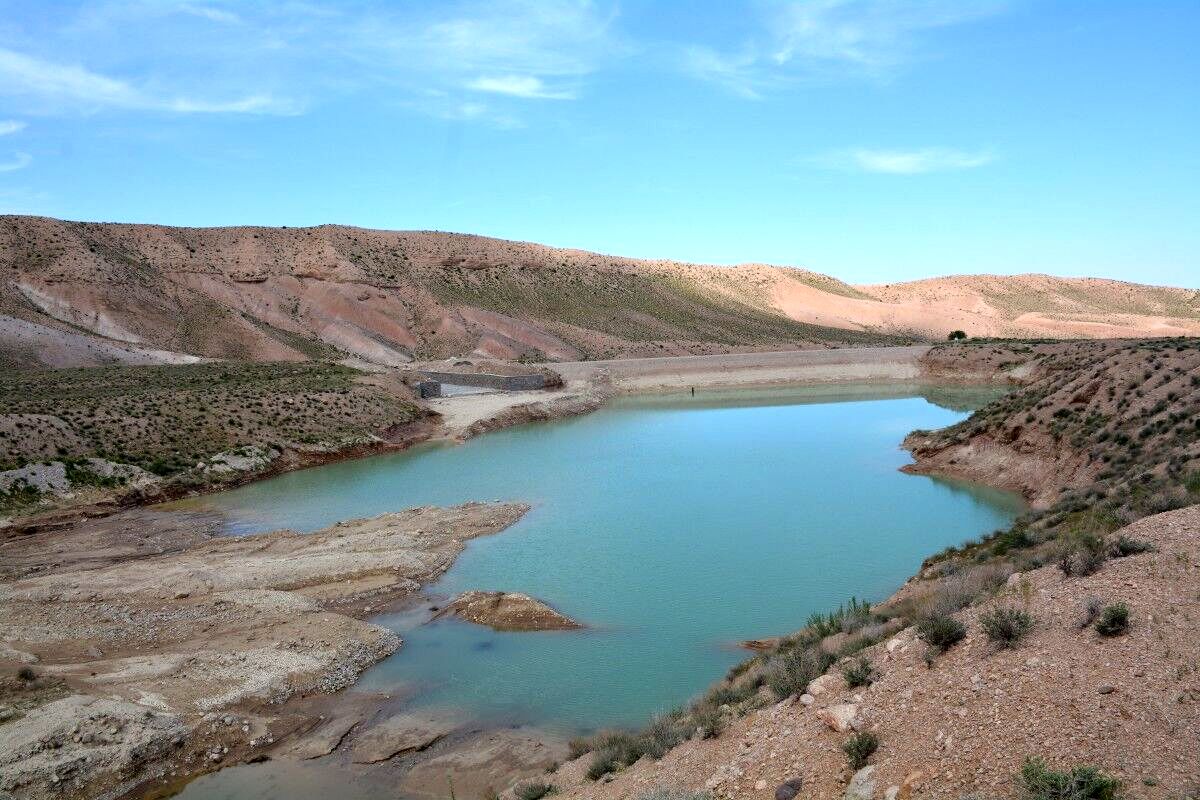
[{"left": 176, "top": 384, "right": 1023, "bottom": 734}]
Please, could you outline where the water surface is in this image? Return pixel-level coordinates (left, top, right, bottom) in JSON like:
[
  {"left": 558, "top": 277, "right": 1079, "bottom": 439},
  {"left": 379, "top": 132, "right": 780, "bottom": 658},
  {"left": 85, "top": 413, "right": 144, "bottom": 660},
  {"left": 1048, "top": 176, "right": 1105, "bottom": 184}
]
[{"left": 176, "top": 384, "right": 1021, "bottom": 732}]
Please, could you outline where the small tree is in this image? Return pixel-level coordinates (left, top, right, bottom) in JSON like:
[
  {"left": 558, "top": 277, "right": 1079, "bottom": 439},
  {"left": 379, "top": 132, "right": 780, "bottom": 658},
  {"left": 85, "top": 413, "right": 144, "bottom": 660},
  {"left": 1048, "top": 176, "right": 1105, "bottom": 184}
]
[{"left": 947, "top": 330, "right": 968, "bottom": 341}]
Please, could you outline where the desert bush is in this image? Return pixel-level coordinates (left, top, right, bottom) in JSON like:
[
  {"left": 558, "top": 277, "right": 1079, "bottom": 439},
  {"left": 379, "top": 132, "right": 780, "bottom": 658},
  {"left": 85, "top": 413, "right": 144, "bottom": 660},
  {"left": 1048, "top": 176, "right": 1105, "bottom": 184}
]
[
  {"left": 584, "top": 731, "right": 647, "bottom": 779},
  {"left": 17, "top": 666, "right": 36, "bottom": 682},
  {"left": 979, "top": 607, "right": 1035, "bottom": 648},
  {"left": 516, "top": 781, "right": 557, "bottom": 800},
  {"left": 917, "top": 614, "right": 967, "bottom": 654},
  {"left": 1058, "top": 533, "right": 1108, "bottom": 577},
  {"left": 1094, "top": 603, "right": 1131, "bottom": 637},
  {"left": 763, "top": 647, "right": 835, "bottom": 699},
  {"left": 636, "top": 791, "right": 712, "bottom": 800},
  {"left": 691, "top": 703, "right": 725, "bottom": 740},
  {"left": 1108, "top": 535, "right": 1154, "bottom": 557},
  {"left": 1018, "top": 757, "right": 1121, "bottom": 799},
  {"left": 842, "top": 732, "right": 879, "bottom": 770},
  {"left": 642, "top": 711, "right": 689, "bottom": 759},
  {"left": 1077, "top": 596, "right": 1104, "bottom": 630},
  {"left": 841, "top": 657, "right": 875, "bottom": 688}
]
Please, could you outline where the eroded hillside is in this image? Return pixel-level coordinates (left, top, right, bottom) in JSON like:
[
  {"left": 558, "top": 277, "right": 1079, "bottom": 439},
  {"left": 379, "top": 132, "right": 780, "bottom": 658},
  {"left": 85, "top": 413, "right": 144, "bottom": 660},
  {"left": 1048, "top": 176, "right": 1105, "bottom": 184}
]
[{"left": 3, "top": 216, "right": 1198, "bottom": 369}]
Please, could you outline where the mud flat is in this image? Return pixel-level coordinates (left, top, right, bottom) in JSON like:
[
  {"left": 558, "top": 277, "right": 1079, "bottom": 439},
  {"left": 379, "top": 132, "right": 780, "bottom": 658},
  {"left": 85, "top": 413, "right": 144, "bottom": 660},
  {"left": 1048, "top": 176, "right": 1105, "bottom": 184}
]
[{"left": 0, "top": 502, "right": 527, "bottom": 800}]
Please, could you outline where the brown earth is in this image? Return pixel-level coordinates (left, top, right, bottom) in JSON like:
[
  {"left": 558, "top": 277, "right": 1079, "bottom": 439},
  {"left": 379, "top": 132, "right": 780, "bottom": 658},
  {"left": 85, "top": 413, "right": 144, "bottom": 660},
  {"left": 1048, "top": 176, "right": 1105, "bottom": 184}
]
[
  {"left": 3, "top": 216, "right": 1198, "bottom": 370},
  {"left": 0, "top": 502, "right": 528, "bottom": 800}
]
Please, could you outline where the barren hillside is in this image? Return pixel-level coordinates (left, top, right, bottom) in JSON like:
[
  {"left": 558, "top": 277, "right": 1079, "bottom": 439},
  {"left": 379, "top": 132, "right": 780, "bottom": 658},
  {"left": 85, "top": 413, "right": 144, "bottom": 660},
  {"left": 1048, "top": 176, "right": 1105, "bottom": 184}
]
[{"left": 2, "top": 216, "right": 1197, "bottom": 369}]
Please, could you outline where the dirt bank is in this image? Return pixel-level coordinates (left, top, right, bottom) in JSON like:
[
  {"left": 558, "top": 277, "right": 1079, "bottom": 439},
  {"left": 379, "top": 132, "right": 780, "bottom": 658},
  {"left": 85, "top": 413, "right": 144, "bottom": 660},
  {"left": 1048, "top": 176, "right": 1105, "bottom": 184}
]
[{"left": 0, "top": 502, "right": 528, "bottom": 800}]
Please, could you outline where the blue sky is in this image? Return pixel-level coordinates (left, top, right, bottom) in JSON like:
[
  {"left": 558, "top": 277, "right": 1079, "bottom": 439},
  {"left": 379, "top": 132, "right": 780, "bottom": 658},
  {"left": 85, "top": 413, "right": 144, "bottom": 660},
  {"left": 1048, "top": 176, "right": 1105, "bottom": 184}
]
[{"left": 0, "top": 1, "right": 1197, "bottom": 286}]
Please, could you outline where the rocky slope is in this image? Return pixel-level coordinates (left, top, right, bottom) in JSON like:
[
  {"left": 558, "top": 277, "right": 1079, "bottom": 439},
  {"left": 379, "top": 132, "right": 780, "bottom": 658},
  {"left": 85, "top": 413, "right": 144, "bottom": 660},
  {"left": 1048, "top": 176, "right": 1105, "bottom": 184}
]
[
  {"left": 0, "top": 502, "right": 529, "bottom": 800},
  {"left": 3, "top": 216, "right": 1198, "bottom": 369}
]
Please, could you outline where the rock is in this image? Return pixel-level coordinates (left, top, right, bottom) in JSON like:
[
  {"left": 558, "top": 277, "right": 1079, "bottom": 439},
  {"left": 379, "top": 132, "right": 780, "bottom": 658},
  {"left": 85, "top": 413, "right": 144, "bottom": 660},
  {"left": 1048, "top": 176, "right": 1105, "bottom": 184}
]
[
  {"left": 816, "top": 703, "right": 860, "bottom": 733},
  {"left": 775, "top": 776, "right": 804, "bottom": 800},
  {"left": 755, "top": 779, "right": 768, "bottom": 790},
  {"left": 844, "top": 765, "right": 876, "bottom": 800},
  {"left": 1098, "top": 684, "right": 1117, "bottom": 694},
  {"left": 807, "top": 674, "right": 844, "bottom": 697},
  {"left": 799, "top": 693, "right": 815, "bottom": 706},
  {"left": 282, "top": 713, "right": 364, "bottom": 760},
  {"left": 351, "top": 713, "right": 460, "bottom": 763},
  {"left": 432, "top": 590, "right": 584, "bottom": 632}
]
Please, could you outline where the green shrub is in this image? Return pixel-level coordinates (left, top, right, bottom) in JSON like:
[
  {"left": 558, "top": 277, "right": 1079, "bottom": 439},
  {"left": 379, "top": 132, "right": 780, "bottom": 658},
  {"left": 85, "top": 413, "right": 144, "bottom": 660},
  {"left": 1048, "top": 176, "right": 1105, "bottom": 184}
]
[
  {"left": 516, "top": 781, "right": 557, "bottom": 800},
  {"left": 916, "top": 614, "right": 967, "bottom": 653},
  {"left": 979, "top": 607, "right": 1035, "bottom": 648},
  {"left": 1018, "top": 757, "right": 1121, "bottom": 799},
  {"left": 1094, "top": 603, "right": 1131, "bottom": 637},
  {"left": 642, "top": 711, "right": 688, "bottom": 759},
  {"left": 842, "top": 732, "right": 879, "bottom": 770},
  {"left": 841, "top": 657, "right": 875, "bottom": 688},
  {"left": 584, "top": 731, "right": 647, "bottom": 779}
]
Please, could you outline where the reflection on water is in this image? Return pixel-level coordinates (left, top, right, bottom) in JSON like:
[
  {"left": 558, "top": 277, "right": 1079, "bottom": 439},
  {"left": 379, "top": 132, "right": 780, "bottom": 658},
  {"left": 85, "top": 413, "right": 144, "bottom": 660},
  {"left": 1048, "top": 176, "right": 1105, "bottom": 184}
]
[{"left": 172, "top": 383, "right": 1023, "bottom": 733}]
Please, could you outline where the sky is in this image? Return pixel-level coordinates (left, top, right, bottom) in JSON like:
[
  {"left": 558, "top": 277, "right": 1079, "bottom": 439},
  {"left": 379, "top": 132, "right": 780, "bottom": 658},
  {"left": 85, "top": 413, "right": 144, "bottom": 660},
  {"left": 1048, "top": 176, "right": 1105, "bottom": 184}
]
[{"left": 0, "top": 1, "right": 1197, "bottom": 287}]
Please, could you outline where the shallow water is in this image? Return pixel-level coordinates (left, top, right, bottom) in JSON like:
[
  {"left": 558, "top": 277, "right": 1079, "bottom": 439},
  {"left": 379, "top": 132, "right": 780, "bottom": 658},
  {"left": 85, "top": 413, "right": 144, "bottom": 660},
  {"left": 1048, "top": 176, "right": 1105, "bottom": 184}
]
[{"left": 175, "top": 383, "right": 1021, "bottom": 735}]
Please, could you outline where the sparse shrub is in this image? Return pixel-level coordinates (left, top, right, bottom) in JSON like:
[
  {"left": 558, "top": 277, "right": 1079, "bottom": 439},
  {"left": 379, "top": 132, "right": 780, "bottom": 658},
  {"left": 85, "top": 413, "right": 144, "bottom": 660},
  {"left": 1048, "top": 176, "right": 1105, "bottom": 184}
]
[
  {"left": 1018, "top": 757, "right": 1121, "bottom": 799},
  {"left": 1058, "top": 533, "right": 1108, "bottom": 577},
  {"left": 1094, "top": 603, "right": 1131, "bottom": 637},
  {"left": 584, "top": 731, "right": 647, "bottom": 779},
  {"left": 516, "top": 781, "right": 557, "bottom": 800},
  {"left": 642, "top": 711, "right": 688, "bottom": 759},
  {"left": 916, "top": 614, "right": 967, "bottom": 655},
  {"left": 979, "top": 607, "right": 1035, "bottom": 649},
  {"left": 17, "top": 666, "right": 36, "bottom": 682},
  {"left": 691, "top": 703, "right": 725, "bottom": 740},
  {"left": 1108, "top": 535, "right": 1154, "bottom": 557},
  {"left": 948, "top": 330, "right": 968, "bottom": 341},
  {"left": 841, "top": 657, "right": 875, "bottom": 688},
  {"left": 763, "top": 647, "right": 835, "bottom": 699},
  {"left": 842, "top": 731, "right": 879, "bottom": 770}
]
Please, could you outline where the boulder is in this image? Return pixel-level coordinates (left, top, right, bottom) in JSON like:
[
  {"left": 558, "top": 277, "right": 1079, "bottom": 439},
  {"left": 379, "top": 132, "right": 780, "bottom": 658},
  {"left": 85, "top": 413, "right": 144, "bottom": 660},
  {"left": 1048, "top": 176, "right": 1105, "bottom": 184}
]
[
  {"left": 816, "top": 703, "right": 859, "bottom": 733},
  {"left": 844, "top": 765, "right": 876, "bottom": 800},
  {"left": 433, "top": 591, "right": 583, "bottom": 632},
  {"left": 807, "top": 673, "right": 845, "bottom": 697},
  {"left": 775, "top": 776, "right": 804, "bottom": 800}
]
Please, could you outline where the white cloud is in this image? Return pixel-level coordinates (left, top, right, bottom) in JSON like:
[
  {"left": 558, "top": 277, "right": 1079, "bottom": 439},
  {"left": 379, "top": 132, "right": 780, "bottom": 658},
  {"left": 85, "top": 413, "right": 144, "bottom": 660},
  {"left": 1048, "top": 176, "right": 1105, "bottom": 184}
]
[
  {"left": 0, "top": 47, "right": 299, "bottom": 115},
  {"left": 683, "top": 0, "right": 1007, "bottom": 96},
  {"left": 0, "top": 120, "right": 27, "bottom": 135},
  {"left": 466, "top": 75, "right": 575, "bottom": 99},
  {"left": 0, "top": 152, "right": 32, "bottom": 172},
  {"left": 815, "top": 147, "right": 995, "bottom": 174}
]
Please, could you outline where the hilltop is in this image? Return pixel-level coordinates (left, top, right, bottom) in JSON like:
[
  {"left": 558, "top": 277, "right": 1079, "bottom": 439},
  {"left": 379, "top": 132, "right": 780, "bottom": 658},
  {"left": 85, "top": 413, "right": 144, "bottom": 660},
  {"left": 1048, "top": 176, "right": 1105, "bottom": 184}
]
[{"left": 2, "top": 216, "right": 1197, "bottom": 369}]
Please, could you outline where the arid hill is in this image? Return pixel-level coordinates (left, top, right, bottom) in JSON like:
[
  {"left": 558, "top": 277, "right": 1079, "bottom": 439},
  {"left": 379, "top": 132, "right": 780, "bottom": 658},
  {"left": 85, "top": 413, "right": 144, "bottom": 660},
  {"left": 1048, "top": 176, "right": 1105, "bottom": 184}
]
[{"left": 3, "top": 216, "right": 1197, "bottom": 369}]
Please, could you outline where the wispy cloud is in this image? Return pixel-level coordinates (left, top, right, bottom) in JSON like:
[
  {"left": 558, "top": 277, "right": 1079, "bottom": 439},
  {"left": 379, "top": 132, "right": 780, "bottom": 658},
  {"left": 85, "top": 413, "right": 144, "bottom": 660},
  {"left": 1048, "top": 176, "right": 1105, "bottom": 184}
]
[
  {"left": 466, "top": 75, "right": 575, "bottom": 100},
  {"left": 681, "top": 0, "right": 1007, "bottom": 96},
  {"left": 815, "top": 147, "right": 995, "bottom": 174},
  {"left": 0, "top": 47, "right": 300, "bottom": 115},
  {"left": 0, "top": 120, "right": 27, "bottom": 136},
  {"left": 0, "top": 152, "right": 32, "bottom": 172}
]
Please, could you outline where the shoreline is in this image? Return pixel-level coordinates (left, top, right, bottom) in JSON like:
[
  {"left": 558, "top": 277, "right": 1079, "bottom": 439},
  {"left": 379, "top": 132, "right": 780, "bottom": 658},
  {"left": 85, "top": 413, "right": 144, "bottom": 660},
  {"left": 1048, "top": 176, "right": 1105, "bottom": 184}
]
[{"left": 1, "top": 344, "right": 1031, "bottom": 800}]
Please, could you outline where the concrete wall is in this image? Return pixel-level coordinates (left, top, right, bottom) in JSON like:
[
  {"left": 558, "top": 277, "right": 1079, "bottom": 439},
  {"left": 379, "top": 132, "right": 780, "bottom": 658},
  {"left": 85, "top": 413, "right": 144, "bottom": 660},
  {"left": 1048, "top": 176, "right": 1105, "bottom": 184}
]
[{"left": 418, "top": 371, "right": 546, "bottom": 392}]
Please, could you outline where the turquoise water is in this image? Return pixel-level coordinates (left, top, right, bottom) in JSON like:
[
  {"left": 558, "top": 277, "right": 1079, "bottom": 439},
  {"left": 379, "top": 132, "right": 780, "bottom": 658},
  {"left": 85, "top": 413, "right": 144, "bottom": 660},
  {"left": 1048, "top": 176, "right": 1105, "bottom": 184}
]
[{"left": 178, "top": 384, "right": 1022, "bottom": 734}]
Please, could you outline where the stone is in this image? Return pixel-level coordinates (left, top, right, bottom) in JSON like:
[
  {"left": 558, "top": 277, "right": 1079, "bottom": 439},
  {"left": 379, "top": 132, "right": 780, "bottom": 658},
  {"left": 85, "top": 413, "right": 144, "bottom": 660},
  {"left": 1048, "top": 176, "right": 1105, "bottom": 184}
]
[
  {"left": 816, "top": 703, "right": 860, "bottom": 733},
  {"left": 843, "top": 765, "right": 876, "bottom": 800},
  {"left": 775, "top": 776, "right": 804, "bottom": 800},
  {"left": 799, "top": 694, "right": 815, "bottom": 706},
  {"left": 807, "top": 673, "right": 844, "bottom": 697},
  {"left": 431, "top": 591, "right": 584, "bottom": 631},
  {"left": 1098, "top": 685, "right": 1117, "bottom": 694},
  {"left": 351, "top": 713, "right": 460, "bottom": 763}
]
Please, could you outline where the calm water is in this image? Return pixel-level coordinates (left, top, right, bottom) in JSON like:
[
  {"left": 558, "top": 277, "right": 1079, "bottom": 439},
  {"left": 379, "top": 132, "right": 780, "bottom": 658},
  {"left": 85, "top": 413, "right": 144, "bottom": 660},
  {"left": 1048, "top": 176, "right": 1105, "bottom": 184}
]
[{"left": 174, "top": 384, "right": 1021, "bottom": 734}]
